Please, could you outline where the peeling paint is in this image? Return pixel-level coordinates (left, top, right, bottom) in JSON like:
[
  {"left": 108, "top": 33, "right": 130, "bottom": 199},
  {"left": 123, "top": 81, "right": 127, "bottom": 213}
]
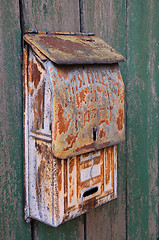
[{"left": 23, "top": 33, "right": 124, "bottom": 227}]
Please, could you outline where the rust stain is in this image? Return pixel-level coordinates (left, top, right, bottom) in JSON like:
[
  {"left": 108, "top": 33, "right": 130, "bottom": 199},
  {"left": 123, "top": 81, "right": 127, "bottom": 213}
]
[
  {"left": 84, "top": 110, "right": 90, "bottom": 126},
  {"left": 57, "top": 67, "right": 72, "bottom": 81},
  {"left": 54, "top": 101, "right": 71, "bottom": 140},
  {"left": 105, "top": 148, "right": 111, "bottom": 185},
  {"left": 111, "top": 147, "right": 114, "bottom": 191},
  {"left": 76, "top": 88, "right": 89, "bottom": 108},
  {"left": 120, "top": 87, "right": 124, "bottom": 103},
  {"left": 33, "top": 87, "right": 44, "bottom": 130},
  {"left": 29, "top": 60, "right": 42, "bottom": 89},
  {"left": 82, "top": 198, "right": 96, "bottom": 211},
  {"left": 75, "top": 142, "right": 95, "bottom": 153},
  {"left": 28, "top": 86, "right": 34, "bottom": 96},
  {"left": 77, "top": 72, "right": 85, "bottom": 87},
  {"left": 24, "top": 33, "right": 126, "bottom": 64},
  {"left": 97, "top": 85, "right": 103, "bottom": 93},
  {"left": 63, "top": 132, "right": 79, "bottom": 151},
  {"left": 93, "top": 70, "right": 100, "bottom": 83},
  {"left": 68, "top": 157, "right": 75, "bottom": 174},
  {"left": 116, "top": 108, "right": 124, "bottom": 131},
  {"left": 56, "top": 159, "right": 62, "bottom": 192},
  {"left": 38, "top": 35, "right": 92, "bottom": 56},
  {"left": 99, "top": 128, "right": 106, "bottom": 138},
  {"left": 35, "top": 141, "right": 53, "bottom": 214},
  {"left": 69, "top": 190, "right": 74, "bottom": 204},
  {"left": 116, "top": 69, "right": 122, "bottom": 81}
]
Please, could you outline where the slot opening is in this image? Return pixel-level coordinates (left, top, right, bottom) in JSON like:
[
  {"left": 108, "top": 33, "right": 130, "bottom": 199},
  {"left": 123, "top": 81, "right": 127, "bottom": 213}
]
[
  {"left": 93, "top": 127, "right": 97, "bottom": 141},
  {"left": 83, "top": 186, "right": 98, "bottom": 198}
]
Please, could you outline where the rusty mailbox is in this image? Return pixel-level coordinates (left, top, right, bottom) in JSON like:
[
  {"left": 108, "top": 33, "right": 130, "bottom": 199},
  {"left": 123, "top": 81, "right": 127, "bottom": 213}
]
[{"left": 23, "top": 31, "right": 125, "bottom": 227}]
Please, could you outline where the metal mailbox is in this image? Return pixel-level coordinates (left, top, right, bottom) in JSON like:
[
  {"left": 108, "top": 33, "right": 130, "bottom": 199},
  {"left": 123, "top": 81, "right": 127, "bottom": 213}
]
[{"left": 23, "top": 31, "right": 125, "bottom": 227}]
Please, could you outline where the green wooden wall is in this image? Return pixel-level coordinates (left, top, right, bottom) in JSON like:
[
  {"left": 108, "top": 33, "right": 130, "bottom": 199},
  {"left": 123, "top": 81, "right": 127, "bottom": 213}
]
[{"left": 0, "top": 0, "right": 159, "bottom": 239}]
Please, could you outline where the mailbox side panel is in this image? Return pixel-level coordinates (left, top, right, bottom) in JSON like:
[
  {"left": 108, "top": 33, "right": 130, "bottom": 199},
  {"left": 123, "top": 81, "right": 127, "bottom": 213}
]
[{"left": 23, "top": 47, "right": 59, "bottom": 226}]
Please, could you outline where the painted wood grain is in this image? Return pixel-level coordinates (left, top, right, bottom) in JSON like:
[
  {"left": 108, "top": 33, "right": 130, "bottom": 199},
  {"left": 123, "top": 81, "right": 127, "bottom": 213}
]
[
  {"left": 21, "top": 0, "right": 80, "bottom": 33},
  {"left": 21, "top": 0, "right": 84, "bottom": 239},
  {"left": 126, "top": 0, "right": 159, "bottom": 239},
  {"left": 83, "top": 0, "right": 127, "bottom": 239},
  {"left": 0, "top": 0, "right": 31, "bottom": 239}
]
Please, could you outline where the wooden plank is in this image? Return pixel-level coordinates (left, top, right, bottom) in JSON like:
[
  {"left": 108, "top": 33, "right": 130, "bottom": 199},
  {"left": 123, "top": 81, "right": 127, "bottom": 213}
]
[
  {"left": 83, "top": 0, "right": 126, "bottom": 239},
  {"left": 0, "top": 0, "right": 31, "bottom": 239},
  {"left": 21, "top": 0, "right": 84, "bottom": 239},
  {"left": 126, "top": 0, "right": 159, "bottom": 239},
  {"left": 21, "top": 0, "right": 80, "bottom": 32}
]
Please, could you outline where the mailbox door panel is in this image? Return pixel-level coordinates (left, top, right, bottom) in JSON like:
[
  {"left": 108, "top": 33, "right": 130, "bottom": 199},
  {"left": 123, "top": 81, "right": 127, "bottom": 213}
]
[{"left": 47, "top": 62, "right": 124, "bottom": 159}]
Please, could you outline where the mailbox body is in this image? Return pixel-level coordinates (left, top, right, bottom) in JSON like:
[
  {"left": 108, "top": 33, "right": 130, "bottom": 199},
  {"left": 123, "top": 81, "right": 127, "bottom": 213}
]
[{"left": 23, "top": 32, "right": 125, "bottom": 227}]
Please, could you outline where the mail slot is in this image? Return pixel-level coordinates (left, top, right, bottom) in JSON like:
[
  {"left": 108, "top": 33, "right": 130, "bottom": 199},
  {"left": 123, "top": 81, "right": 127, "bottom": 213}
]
[{"left": 23, "top": 31, "right": 125, "bottom": 227}]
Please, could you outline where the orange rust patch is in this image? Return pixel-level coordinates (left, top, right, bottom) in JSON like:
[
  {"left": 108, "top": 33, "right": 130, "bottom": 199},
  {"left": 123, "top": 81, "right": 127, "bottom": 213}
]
[
  {"left": 69, "top": 157, "right": 75, "bottom": 174},
  {"left": 105, "top": 148, "right": 111, "bottom": 185},
  {"left": 57, "top": 68, "right": 68, "bottom": 81},
  {"left": 38, "top": 35, "right": 92, "bottom": 57},
  {"left": 111, "top": 147, "right": 114, "bottom": 191},
  {"left": 69, "top": 189, "right": 74, "bottom": 204},
  {"left": 70, "top": 75, "right": 76, "bottom": 84},
  {"left": 35, "top": 141, "right": 53, "bottom": 214},
  {"left": 84, "top": 110, "right": 90, "bottom": 126},
  {"left": 54, "top": 101, "right": 71, "bottom": 140},
  {"left": 56, "top": 160, "right": 62, "bottom": 192},
  {"left": 99, "top": 117, "right": 109, "bottom": 126},
  {"left": 120, "top": 89, "right": 124, "bottom": 103},
  {"left": 33, "top": 87, "right": 44, "bottom": 130},
  {"left": 30, "top": 60, "right": 42, "bottom": 89},
  {"left": 86, "top": 70, "right": 91, "bottom": 83},
  {"left": 99, "top": 128, "right": 106, "bottom": 138},
  {"left": 116, "top": 108, "right": 124, "bottom": 131},
  {"left": 77, "top": 72, "right": 84, "bottom": 87},
  {"left": 76, "top": 88, "right": 89, "bottom": 108},
  {"left": 97, "top": 86, "right": 103, "bottom": 93},
  {"left": 28, "top": 86, "right": 34, "bottom": 96},
  {"left": 89, "top": 70, "right": 94, "bottom": 83},
  {"left": 116, "top": 69, "right": 122, "bottom": 81},
  {"left": 69, "top": 175, "right": 72, "bottom": 183},
  {"left": 75, "top": 142, "right": 95, "bottom": 153},
  {"left": 63, "top": 132, "right": 79, "bottom": 151},
  {"left": 93, "top": 70, "right": 100, "bottom": 83}
]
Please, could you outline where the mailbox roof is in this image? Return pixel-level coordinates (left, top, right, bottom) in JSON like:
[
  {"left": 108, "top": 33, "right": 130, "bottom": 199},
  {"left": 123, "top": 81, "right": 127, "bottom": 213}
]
[{"left": 24, "top": 32, "right": 126, "bottom": 65}]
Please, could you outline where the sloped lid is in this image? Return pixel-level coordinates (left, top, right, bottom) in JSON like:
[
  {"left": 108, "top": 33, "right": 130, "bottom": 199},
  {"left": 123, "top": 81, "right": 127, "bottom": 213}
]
[{"left": 24, "top": 32, "right": 126, "bottom": 65}]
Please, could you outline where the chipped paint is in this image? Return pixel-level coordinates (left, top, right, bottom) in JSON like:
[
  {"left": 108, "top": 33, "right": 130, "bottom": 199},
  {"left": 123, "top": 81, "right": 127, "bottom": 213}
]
[
  {"left": 23, "top": 33, "right": 124, "bottom": 227},
  {"left": 24, "top": 32, "right": 126, "bottom": 65},
  {"left": 47, "top": 62, "right": 125, "bottom": 159}
]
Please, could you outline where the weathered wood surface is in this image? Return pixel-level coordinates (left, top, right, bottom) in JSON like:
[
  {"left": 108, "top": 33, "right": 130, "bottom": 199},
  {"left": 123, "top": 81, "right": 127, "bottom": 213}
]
[
  {"left": 21, "top": 0, "right": 80, "bottom": 33},
  {"left": 21, "top": 0, "right": 84, "bottom": 239},
  {"left": 1, "top": 0, "right": 159, "bottom": 239},
  {"left": 126, "top": 1, "right": 159, "bottom": 239},
  {"left": 83, "top": 0, "right": 127, "bottom": 239},
  {"left": 0, "top": 0, "right": 31, "bottom": 239}
]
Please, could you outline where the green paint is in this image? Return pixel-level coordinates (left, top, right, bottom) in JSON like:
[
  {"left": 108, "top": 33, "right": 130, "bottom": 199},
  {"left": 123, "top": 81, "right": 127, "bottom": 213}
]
[
  {"left": 127, "top": 0, "right": 159, "bottom": 239},
  {"left": 21, "top": 0, "right": 83, "bottom": 239},
  {"left": 83, "top": 1, "right": 127, "bottom": 239},
  {"left": 0, "top": 0, "right": 31, "bottom": 239},
  {"left": 1, "top": 0, "right": 159, "bottom": 239},
  {"left": 37, "top": 216, "right": 84, "bottom": 240},
  {"left": 22, "top": 0, "right": 80, "bottom": 33}
]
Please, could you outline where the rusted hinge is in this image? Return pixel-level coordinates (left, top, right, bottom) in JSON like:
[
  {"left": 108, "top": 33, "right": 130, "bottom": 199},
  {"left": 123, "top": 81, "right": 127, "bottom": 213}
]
[{"left": 26, "top": 29, "right": 95, "bottom": 36}]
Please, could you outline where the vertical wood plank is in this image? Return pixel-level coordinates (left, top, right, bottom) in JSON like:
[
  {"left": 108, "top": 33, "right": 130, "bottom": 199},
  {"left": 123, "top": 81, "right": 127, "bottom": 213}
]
[
  {"left": 127, "top": 0, "right": 159, "bottom": 239},
  {"left": 21, "top": 0, "right": 80, "bottom": 32},
  {"left": 83, "top": 0, "right": 126, "bottom": 239},
  {"left": 0, "top": 0, "right": 31, "bottom": 239},
  {"left": 21, "top": 1, "right": 84, "bottom": 239}
]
